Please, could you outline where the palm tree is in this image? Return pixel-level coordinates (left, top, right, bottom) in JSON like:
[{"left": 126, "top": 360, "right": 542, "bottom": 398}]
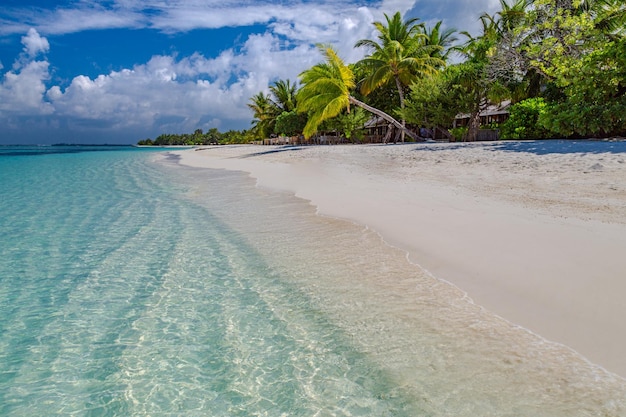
[
  {"left": 248, "top": 79, "right": 298, "bottom": 139},
  {"left": 459, "top": 12, "right": 500, "bottom": 60},
  {"left": 269, "top": 79, "right": 297, "bottom": 113},
  {"left": 420, "top": 21, "right": 458, "bottom": 63},
  {"left": 496, "top": 0, "right": 532, "bottom": 33},
  {"left": 355, "top": 11, "right": 444, "bottom": 141},
  {"left": 248, "top": 92, "right": 274, "bottom": 139},
  {"left": 355, "top": 12, "right": 444, "bottom": 105},
  {"left": 297, "top": 45, "right": 418, "bottom": 141},
  {"left": 455, "top": 12, "right": 505, "bottom": 141},
  {"left": 588, "top": 0, "right": 626, "bottom": 36}
]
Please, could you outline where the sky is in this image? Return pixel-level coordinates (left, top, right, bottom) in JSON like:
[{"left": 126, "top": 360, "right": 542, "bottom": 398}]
[{"left": 0, "top": 0, "right": 500, "bottom": 144}]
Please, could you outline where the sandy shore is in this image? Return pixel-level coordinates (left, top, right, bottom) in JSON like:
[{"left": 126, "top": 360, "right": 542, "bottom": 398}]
[{"left": 173, "top": 141, "right": 626, "bottom": 378}]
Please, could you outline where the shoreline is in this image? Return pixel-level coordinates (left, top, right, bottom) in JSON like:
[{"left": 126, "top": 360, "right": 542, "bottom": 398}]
[{"left": 172, "top": 142, "right": 626, "bottom": 378}]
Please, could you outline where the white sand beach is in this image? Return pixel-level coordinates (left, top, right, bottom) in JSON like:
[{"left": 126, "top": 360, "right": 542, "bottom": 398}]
[{"left": 174, "top": 141, "right": 626, "bottom": 378}]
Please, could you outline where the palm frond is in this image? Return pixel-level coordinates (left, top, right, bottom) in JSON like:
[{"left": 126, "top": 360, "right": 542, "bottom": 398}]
[{"left": 296, "top": 45, "right": 355, "bottom": 138}]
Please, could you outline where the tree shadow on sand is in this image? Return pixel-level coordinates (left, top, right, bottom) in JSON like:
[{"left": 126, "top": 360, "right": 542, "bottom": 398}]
[
  {"left": 490, "top": 139, "right": 626, "bottom": 155},
  {"left": 236, "top": 145, "right": 304, "bottom": 158},
  {"left": 412, "top": 139, "right": 626, "bottom": 155}
]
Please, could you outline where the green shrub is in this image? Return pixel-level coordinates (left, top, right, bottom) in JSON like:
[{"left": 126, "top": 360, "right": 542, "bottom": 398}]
[
  {"left": 500, "top": 98, "right": 552, "bottom": 140},
  {"left": 449, "top": 127, "right": 467, "bottom": 141},
  {"left": 275, "top": 111, "right": 307, "bottom": 137}
]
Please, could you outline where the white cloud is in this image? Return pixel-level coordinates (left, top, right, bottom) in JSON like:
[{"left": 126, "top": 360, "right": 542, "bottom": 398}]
[
  {"left": 381, "top": 0, "right": 420, "bottom": 15},
  {"left": 336, "top": 7, "right": 376, "bottom": 63},
  {"left": 21, "top": 28, "right": 49, "bottom": 57},
  {"left": 407, "top": 0, "right": 502, "bottom": 37},
  {"left": 43, "top": 29, "right": 323, "bottom": 135},
  {"left": 1, "top": 24, "right": 327, "bottom": 137},
  {"left": 0, "top": 1, "right": 503, "bottom": 143},
  {"left": 0, "top": 1, "right": 500, "bottom": 38},
  {"left": 0, "top": 29, "right": 53, "bottom": 115},
  {"left": 0, "top": 60, "right": 54, "bottom": 115}
]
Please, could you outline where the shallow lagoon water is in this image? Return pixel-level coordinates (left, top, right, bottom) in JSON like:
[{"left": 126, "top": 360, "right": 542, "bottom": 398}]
[{"left": 0, "top": 146, "right": 625, "bottom": 416}]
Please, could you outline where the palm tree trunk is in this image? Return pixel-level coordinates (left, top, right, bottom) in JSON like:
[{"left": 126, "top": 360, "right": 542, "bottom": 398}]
[
  {"left": 395, "top": 76, "right": 406, "bottom": 142},
  {"left": 348, "top": 96, "right": 420, "bottom": 142},
  {"left": 467, "top": 110, "right": 481, "bottom": 142}
]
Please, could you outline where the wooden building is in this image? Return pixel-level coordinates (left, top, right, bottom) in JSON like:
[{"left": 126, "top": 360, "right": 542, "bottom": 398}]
[{"left": 453, "top": 100, "right": 511, "bottom": 128}]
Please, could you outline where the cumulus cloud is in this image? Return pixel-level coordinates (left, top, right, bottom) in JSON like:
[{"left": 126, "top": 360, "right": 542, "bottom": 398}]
[
  {"left": 0, "top": 0, "right": 502, "bottom": 143},
  {"left": 0, "top": 25, "right": 328, "bottom": 141},
  {"left": 44, "top": 30, "right": 323, "bottom": 135},
  {"left": 408, "top": 0, "right": 501, "bottom": 36},
  {"left": 0, "top": 0, "right": 499, "bottom": 39},
  {"left": 0, "top": 60, "right": 53, "bottom": 114},
  {"left": 0, "top": 29, "right": 53, "bottom": 115},
  {"left": 21, "top": 28, "right": 49, "bottom": 57}
]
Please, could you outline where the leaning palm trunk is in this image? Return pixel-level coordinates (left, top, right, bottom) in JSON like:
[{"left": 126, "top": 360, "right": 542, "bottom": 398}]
[{"left": 348, "top": 96, "right": 420, "bottom": 142}]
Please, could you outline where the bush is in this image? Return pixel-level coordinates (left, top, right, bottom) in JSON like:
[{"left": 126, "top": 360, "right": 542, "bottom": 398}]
[
  {"left": 539, "top": 100, "right": 626, "bottom": 138},
  {"left": 500, "top": 98, "right": 552, "bottom": 140},
  {"left": 449, "top": 127, "right": 467, "bottom": 141},
  {"left": 275, "top": 111, "right": 307, "bottom": 137}
]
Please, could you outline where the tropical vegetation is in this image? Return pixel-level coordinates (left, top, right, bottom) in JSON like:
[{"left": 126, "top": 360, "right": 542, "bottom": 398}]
[
  {"left": 140, "top": 0, "right": 626, "bottom": 145},
  {"left": 137, "top": 128, "right": 251, "bottom": 146}
]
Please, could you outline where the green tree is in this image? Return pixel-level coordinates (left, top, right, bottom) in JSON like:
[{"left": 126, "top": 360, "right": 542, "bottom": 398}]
[
  {"left": 518, "top": 0, "right": 626, "bottom": 136},
  {"left": 269, "top": 79, "right": 297, "bottom": 113},
  {"left": 539, "top": 37, "right": 626, "bottom": 137},
  {"left": 419, "top": 21, "right": 458, "bottom": 63},
  {"left": 592, "top": 0, "right": 626, "bottom": 36},
  {"left": 355, "top": 11, "right": 444, "bottom": 141},
  {"left": 469, "top": 0, "right": 547, "bottom": 103},
  {"left": 500, "top": 97, "right": 552, "bottom": 139},
  {"left": 274, "top": 111, "right": 307, "bottom": 137},
  {"left": 221, "top": 129, "right": 252, "bottom": 144},
  {"left": 248, "top": 79, "right": 299, "bottom": 139},
  {"left": 248, "top": 92, "right": 274, "bottom": 139},
  {"left": 402, "top": 70, "right": 463, "bottom": 137},
  {"left": 203, "top": 127, "right": 222, "bottom": 144},
  {"left": 297, "top": 45, "right": 418, "bottom": 141},
  {"left": 322, "top": 107, "right": 369, "bottom": 142},
  {"left": 455, "top": 14, "right": 507, "bottom": 141}
]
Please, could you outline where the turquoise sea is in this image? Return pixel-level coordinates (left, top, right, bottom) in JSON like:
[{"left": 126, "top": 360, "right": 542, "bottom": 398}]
[{"left": 1, "top": 145, "right": 626, "bottom": 416}]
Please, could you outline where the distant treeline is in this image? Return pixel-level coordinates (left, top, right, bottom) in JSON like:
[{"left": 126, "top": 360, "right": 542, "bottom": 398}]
[{"left": 137, "top": 128, "right": 254, "bottom": 146}]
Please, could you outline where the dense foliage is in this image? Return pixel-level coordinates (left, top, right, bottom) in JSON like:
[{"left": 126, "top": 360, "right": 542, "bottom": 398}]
[
  {"left": 142, "top": 0, "right": 626, "bottom": 145},
  {"left": 500, "top": 98, "right": 552, "bottom": 139},
  {"left": 137, "top": 128, "right": 252, "bottom": 146},
  {"left": 405, "top": 0, "right": 625, "bottom": 140},
  {"left": 274, "top": 111, "right": 308, "bottom": 137}
]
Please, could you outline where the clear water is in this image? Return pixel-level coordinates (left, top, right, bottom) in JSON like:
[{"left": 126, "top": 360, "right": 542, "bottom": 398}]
[{"left": 1, "top": 145, "right": 625, "bottom": 416}]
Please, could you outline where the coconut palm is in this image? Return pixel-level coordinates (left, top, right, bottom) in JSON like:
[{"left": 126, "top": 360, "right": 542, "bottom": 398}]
[
  {"left": 420, "top": 21, "right": 458, "bottom": 63},
  {"left": 247, "top": 92, "right": 274, "bottom": 139},
  {"left": 269, "top": 79, "right": 297, "bottom": 113},
  {"left": 297, "top": 45, "right": 418, "bottom": 141},
  {"left": 459, "top": 12, "right": 500, "bottom": 60},
  {"left": 355, "top": 12, "right": 444, "bottom": 141},
  {"left": 248, "top": 79, "right": 299, "bottom": 139},
  {"left": 589, "top": 0, "right": 626, "bottom": 36},
  {"left": 496, "top": 0, "right": 532, "bottom": 33},
  {"left": 454, "top": 12, "right": 507, "bottom": 141},
  {"left": 355, "top": 12, "right": 444, "bottom": 108}
]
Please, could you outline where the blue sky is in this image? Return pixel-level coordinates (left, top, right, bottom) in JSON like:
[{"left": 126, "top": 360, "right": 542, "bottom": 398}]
[{"left": 0, "top": 0, "right": 499, "bottom": 144}]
